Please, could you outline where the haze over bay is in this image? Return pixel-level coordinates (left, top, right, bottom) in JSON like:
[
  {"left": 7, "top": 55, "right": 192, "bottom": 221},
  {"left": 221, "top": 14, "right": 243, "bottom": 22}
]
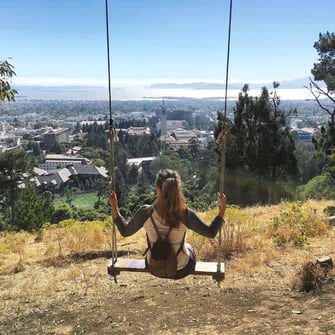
[{"left": 15, "top": 78, "right": 316, "bottom": 101}]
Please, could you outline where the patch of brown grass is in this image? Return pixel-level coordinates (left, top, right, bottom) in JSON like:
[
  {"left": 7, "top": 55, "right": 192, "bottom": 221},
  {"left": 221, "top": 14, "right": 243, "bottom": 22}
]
[
  {"left": 0, "top": 200, "right": 334, "bottom": 292},
  {"left": 40, "top": 219, "right": 113, "bottom": 257},
  {"left": 188, "top": 206, "right": 251, "bottom": 261}
]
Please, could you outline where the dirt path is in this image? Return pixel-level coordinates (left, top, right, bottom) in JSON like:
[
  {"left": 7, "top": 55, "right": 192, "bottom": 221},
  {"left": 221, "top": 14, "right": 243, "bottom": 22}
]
[{"left": 1, "top": 257, "right": 335, "bottom": 335}]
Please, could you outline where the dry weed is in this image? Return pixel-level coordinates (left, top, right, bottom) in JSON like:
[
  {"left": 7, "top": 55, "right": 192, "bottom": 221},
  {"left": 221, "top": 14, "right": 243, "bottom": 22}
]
[
  {"left": 41, "top": 220, "right": 113, "bottom": 257},
  {"left": 189, "top": 207, "right": 251, "bottom": 260},
  {"left": 291, "top": 261, "right": 329, "bottom": 292}
]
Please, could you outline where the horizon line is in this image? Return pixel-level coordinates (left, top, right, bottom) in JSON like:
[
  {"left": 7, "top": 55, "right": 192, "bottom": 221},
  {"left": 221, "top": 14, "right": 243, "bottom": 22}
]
[{"left": 13, "top": 76, "right": 311, "bottom": 88}]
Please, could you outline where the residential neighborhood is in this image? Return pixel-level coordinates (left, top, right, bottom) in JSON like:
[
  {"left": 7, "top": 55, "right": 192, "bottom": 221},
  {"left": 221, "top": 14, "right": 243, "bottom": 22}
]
[{"left": 0, "top": 99, "right": 227, "bottom": 195}]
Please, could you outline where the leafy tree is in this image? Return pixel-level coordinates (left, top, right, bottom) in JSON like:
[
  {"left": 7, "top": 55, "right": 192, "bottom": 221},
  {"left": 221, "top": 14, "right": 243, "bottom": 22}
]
[
  {"left": 294, "top": 141, "right": 325, "bottom": 183},
  {"left": 308, "top": 31, "right": 335, "bottom": 179},
  {"left": 47, "top": 142, "right": 66, "bottom": 154},
  {"left": 136, "top": 135, "right": 159, "bottom": 157},
  {"left": 219, "top": 84, "right": 298, "bottom": 204},
  {"left": 95, "top": 179, "right": 109, "bottom": 208},
  {"left": 127, "top": 164, "right": 139, "bottom": 184},
  {"left": 13, "top": 184, "right": 54, "bottom": 231},
  {"left": 311, "top": 32, "right": 335, "bottom": 99},
  {"left": 0, "top": 59, "right": 18, "bottom": 103},
  {"left": 93, "top": 158, "right": 105, "bottom": 167},
  {"left": 228, "top": 84, "right": 297, "bottom": 180},
  {"left": 0, "top": 149, "right": 32, "bottom": 224},
  {"left": 307, "top": 32, "right": 335, "bottom": 176},
  {"left": 73, "top": 208, "right": 108, "bottom": 222},
  {"left": 51, "top": 204, "right": 72, "bottom": 224},
  {"left": 85, "top": 122, "right": 107, "bottom": 149},
  {"left": 299, "top": 173, "right": 335, "bottom": 200}
]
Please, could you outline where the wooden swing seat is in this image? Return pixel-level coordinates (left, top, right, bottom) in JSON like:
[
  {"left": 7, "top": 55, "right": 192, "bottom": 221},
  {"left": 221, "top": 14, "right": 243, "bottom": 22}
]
[{"left": 107, "top": 258, "right": 225, "bottom": 281}]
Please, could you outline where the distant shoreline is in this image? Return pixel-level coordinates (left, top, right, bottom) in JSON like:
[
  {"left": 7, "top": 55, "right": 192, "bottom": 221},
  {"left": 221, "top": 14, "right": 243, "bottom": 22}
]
[{"left": 13, "top": 79, "right": 321, "bottom": 101}]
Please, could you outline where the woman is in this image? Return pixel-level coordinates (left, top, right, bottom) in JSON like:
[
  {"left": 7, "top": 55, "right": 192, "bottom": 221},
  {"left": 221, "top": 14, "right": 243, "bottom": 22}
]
[{"left": 109, "top": 168, "right": 226, "bottom": 279}]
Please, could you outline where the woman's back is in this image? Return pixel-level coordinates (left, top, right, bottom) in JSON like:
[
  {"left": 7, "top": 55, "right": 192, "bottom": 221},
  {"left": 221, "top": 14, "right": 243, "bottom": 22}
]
[{"left": 143, "top": 209, "right": 189, "bottom": 269}]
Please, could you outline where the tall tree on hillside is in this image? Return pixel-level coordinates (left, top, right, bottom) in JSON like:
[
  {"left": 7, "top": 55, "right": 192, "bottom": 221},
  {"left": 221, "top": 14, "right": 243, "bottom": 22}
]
[
  {"left": 85, "top": 122, "right": 107, "bottom": 150},
  {"left": 219, "top": 84, "right": 298, "bottom": 204},
  {"left": 307, "top": 32, "right": 335, "bottom": 176},
  {"left": 0, "top": 59, "right": 18, "bottom": 103},
  {"left": 228, "top": 83, "right": 297, "bottom": 180},
  {"left": 0, "top": 150, "right": 32, "bottom": 224},
  {"left": 13, "top": 184, "right": 54, "bottom": 231},
  {"left": 309, "top": 32, "right": 335, "bottom": 114}
]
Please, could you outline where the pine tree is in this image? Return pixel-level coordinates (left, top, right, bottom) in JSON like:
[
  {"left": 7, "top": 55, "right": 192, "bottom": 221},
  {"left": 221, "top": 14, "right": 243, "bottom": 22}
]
[{"left": 308, "top": 31, "right": 335, "bottom": 177}]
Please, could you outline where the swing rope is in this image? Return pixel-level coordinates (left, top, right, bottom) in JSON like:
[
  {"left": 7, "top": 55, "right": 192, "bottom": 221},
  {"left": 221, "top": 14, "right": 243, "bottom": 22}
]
[
  {"left": 105, "top": 0, "right": 118, "bottom": 269},
  {"left": 217, "top": 0, "right": 233, "bottom": 277},
  {"left": 105, "top": 0, "right": 232, "bottom": 282}
]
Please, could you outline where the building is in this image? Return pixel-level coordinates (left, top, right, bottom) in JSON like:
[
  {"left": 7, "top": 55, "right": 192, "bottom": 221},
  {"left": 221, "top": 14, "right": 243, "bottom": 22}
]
[
  {"left": 126, "top": 126, "right": 151, "bottom": 136},
  {"left": 67, "top": 164, "right": 108, "bottom": 186},
  {"left": 126, "top": 156, "right": 156, "bottom": 174},
  {"left": 127, "top": 156, "right": 156, "bottom": 167},
  {"left": 79, "top": 120, "right": 106, "bottom": 127},
  {"left": 0, "top": 122, "right": 21, "bottom": 152},
  {"left": 33, "top": 165, "right": 108, "bottom": 194},
  {"left": 42, "top": 128, "right": 70, "bottom": 147},
  {"left": 0, "top": 133, "right": 21, "bottom": 152},
  {"left": 66, "top": 146, "right": 82, "bottom": 155},
  {"left": 0, "top": 121, "right": 11, "bottom": 134},
  {"left": 161, "top": 128, "right": 214, "bottom": 150},
  {"left": 38, "top": 154, "right": 90, "bottom": 171},
  {"left": 291, "top": 127, "right": 316, "bottom": 142}
]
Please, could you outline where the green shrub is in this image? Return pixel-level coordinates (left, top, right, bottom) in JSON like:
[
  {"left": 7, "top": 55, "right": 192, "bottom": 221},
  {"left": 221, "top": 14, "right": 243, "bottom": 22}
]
[
  {"left": 51, "top": 205, "right": 72, "bottom": 224},
  {"left": 270, "top": 202, "right": 328, "bottom": 247},
  {"left": 73, "top": 208, "right": 109, "bottom": 222},
  {"left": 299, "top": 173, "right": 335, "bottom": 200}
]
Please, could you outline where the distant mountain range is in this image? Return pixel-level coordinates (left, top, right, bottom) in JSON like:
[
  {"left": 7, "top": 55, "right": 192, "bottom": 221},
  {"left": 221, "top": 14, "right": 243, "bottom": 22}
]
[{"left": 148, "top": 77, "right": 312, "bottom": 90}]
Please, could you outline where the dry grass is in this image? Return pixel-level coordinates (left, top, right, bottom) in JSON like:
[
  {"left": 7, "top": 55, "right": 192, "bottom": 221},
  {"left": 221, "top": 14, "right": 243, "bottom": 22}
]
[
  {"left": 40, "top": 220, "right": 114, "bottom": 257},
  {"left": 1, "top": 201, "right": 335, "bottom": 334},
  {"left": 0, "top": 200, "right": 334, "bottom": 286}
]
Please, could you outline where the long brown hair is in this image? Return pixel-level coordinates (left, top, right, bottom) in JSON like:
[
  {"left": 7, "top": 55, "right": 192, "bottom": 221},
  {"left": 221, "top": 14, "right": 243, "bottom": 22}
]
[{"left": 155, "top": 169, "right": 186, "bottom": 227}]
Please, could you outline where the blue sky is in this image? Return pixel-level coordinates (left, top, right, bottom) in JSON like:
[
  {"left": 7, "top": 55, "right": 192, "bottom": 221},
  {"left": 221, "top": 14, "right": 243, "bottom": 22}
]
[{"left": 2, "top": 0, "right": 335, "bottom": 87}]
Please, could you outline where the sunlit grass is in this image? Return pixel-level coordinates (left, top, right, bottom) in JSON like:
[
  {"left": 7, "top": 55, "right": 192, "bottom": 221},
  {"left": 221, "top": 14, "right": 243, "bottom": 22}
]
[
  {"left": 40, "top": 219, "right": 113, "bottom": 257},
  {"left": 54, "top": 192, "right": 99, "bottom": 209},
  {"left": 1, "top": 199, "right": 334, "bottom": 283}
]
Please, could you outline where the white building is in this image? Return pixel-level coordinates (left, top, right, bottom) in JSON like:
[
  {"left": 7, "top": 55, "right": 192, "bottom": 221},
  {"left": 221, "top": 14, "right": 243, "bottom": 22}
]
[
  {"left": 291, "top": 127, "right": 316, "bottom": 142},
  {"left": 126, "top": 156, "right": 156, "bottom": 167},
  {"left": 161, "top": 128, "right": 214, "bottom": 150},
  {"left": 126, "top": 126, "right": 151, "bottom": 136},
  {"left": 38, "top": 154, "right": 90, "bottom": 171},
  {"left": 0, "top": 122, "right": 21, "bottom": 152}
]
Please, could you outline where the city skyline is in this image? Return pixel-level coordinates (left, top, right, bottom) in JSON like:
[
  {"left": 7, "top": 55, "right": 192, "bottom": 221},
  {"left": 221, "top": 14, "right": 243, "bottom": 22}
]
[{"left": 2, "top": 0, "right": 335, "bottom": 90}]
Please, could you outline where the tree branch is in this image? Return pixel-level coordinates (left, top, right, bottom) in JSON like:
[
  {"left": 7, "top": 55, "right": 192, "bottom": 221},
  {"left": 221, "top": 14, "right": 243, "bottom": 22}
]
[{"left": 306, "top": 78, "right": 335, "bottom": 119}]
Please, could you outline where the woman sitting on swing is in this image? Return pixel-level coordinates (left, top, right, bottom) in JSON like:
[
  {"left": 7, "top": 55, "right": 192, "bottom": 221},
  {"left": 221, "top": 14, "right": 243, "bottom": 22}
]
[{"left": 109, "top": 168, "right": 226, "bottom": 279}]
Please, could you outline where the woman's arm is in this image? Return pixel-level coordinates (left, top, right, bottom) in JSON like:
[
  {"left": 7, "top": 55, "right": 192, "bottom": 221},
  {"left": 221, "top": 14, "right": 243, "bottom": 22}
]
[
  {"left": 185, "top": 193, "right": 226, "bottom": 238},
  {"left": 185, "top": 209, "right": 224, "bottom": 238},
  {"left": 113, "top": 206, "right": 151, "bottom": 237},
  {"left": 109, "top": 192, "right": 151, "bottom": 237}
]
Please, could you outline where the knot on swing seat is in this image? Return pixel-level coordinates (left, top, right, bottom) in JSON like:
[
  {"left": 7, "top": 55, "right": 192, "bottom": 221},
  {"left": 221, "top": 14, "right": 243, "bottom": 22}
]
[{"left": 107, "top": 258, "right": 225, "bottom": 281}]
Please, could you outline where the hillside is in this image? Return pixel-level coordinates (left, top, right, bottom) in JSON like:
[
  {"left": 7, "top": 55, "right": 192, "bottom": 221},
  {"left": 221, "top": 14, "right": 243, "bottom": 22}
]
[{"left": 0, "top": 200, "right": 334, "bottom": 335}]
